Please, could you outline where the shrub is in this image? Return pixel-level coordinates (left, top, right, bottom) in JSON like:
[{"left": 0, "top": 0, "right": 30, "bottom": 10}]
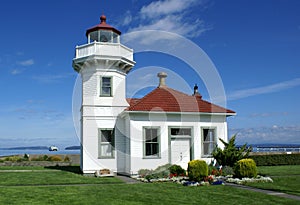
[
  {"left": 152, "top": 164, "right": 170, "bottom": 178},
  {"left": 5, "top": 156, "right": 22, "bottom": 162},
  {"left": 250, "top": 153, "right": 300, "bottom": 166},
  {"left": 221, "top": 166, "right": 234, "bottom": 176},
  {"left": 234, "top": 158, "right": 257, "bottom": 178},
  {"left": 187, "top": 160, "right": 208, "bottom": 182},
  {"left": 23, "top": 154, "right": 30, "bottom": 161},
  {"left": 63, "top": 156, "right": 70, "bottom": 162},
  {"left": 48, "top": 155, "right": 62, "bottom": 161},
  {"left": 31, "top": 155, "right": 49, "bottom": 161},
  {"left": 138, "top": 169, "right": 152, "bottom": 178},
  {"left": 43, "top": 155, "right": 49, "bottom": 161},
  {"left": 169, "top": 164, "right": 185, "bottom": 177},
  {"left": 208, "top": 164, "right": 222, "bottom": 176},
  {"left": 212, "top": 135, "right": 251, "bottom": 167}
]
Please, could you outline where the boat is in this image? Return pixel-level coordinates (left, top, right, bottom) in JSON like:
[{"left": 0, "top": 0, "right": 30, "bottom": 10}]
[{"left": 49, "top": 146, "right": 58, "bottom": 151}]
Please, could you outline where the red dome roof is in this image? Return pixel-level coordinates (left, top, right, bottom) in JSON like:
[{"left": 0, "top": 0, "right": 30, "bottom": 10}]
[{"left": 86, "top": 15, "right": 121, "bottom": 36}]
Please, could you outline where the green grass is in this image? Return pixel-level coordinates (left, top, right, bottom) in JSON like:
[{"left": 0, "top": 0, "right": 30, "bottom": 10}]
[
  {"left": 0, "top": 166, "right": 47, "bottom": 170},
  {"left": 0, "top": 183, "right": 298, "bottom": 205},
  {"left": 0, "top": 166, "right": 122, "bottom": 186},
  {"left": 257, "top": 165, "right": 300, "bottom": 176},
  {"left": 0, "top": 165, "right": 299, "bottom": 204},
  {"left": 245, "top": 165, "right": 300, "bottom": 196}
]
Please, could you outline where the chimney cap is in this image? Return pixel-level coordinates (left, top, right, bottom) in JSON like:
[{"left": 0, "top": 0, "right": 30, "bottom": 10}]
[{"left": 157, "top": 72, "right": 167, "bottom": 87}]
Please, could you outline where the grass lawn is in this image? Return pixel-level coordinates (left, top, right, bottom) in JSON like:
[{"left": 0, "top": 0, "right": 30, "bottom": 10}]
[
  {"left": 0, "top": 166, "right": 299, "bottom": 204},
  {"left": 245, "top": 165, "right": 300, "bottom": 196},
  {"left": 0, "top": 166, "right": 122, "bottom": 186}
]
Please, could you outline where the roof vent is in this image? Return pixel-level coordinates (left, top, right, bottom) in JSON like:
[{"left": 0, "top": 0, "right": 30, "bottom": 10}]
[{"left": 157, "top": 72, "right": 167, "bottom": 87}]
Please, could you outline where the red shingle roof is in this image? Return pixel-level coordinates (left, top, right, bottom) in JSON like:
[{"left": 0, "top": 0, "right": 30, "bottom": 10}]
[{"left": 126, "top": 86, "right": 235, "bottom": 114}]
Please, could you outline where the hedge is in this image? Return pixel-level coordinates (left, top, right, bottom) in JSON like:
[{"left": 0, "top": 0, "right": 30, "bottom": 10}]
[{"left": 249, "top": 153, "right": 300, "bottom": 166}]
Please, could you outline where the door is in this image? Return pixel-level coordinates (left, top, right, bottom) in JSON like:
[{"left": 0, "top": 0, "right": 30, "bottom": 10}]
[{"left": 171, "top": 138, "right": 190, "bottom": 170}]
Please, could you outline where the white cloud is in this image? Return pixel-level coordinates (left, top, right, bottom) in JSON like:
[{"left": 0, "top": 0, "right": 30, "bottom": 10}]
[
  {"left": 18, "top": 59, "right": 34, "bottom": 66},
  {"left": 140, "top": 0, "right": 197, "bottom": 18},
  {"left": 229, "top": 125, "right": 300, "bottom": 145},
  {"left": 32, "top": 73, "right": 75, "bottom": 83},
  {"left": 11, "top": 68, "right": 23, "bottom": 75},
  {"left": 249, "top": 112, "right": 289, "bottom": 118},
  {"left": 228, "top": 78, "right": 300, "bottom": 100},
  {"left": 125, "top": 0, "right": 210, "bottom": 41},
  {"left": 122, "top": 10, "right": 133, "bottom": 26}
]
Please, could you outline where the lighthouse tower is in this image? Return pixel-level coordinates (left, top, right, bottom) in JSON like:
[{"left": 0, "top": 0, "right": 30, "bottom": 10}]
[{"left": 73, "top": 15, "right": 135, "bottom": 174}]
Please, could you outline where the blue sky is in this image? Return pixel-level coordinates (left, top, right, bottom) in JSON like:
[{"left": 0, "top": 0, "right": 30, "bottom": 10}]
[{"left": 0, "top": 0, "right": 299, "bottom": 148}]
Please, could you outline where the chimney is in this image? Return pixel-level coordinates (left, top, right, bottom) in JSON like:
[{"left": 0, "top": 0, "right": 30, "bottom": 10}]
[
  {"left": 193, "top": 83, "right": 202, "bottom": 99},
  {"left": 157, "top": 72, "right": 167, "bottom": 87},
  {"left": 193, "top": 84, "right": 199, "bottom": 95}
]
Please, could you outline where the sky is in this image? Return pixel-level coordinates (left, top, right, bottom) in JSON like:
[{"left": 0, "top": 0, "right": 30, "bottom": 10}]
[{"left": 0, "top": 0, "right": 299, "bottom": 148}]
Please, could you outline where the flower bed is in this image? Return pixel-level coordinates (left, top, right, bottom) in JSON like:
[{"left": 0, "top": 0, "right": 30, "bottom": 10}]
[
  {"left": 226, "top": 175, "right": 273, "bottom": 185},
  {"left": 134, "top": 174, "right": 273, "bottom": 187}
]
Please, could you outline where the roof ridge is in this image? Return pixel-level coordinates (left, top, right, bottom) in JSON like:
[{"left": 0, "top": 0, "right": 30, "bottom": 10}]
[{"left": 126, "top": 85, "right": 235, "bottom": 114}]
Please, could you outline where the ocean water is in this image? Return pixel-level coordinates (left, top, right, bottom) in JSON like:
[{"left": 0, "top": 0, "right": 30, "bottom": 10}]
[{"left": 0, "top": 149, "right": 80, "bottom": 157}]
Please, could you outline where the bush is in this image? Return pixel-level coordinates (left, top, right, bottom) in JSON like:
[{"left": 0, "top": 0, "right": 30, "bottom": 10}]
[
  {"left": 31, "top": 155, "right": 49, "bottom": 161},
  {"left": 208, "top": 164, "right": 222, "bottom": 176},
  {"left": 138, "top": 169, "right": 152, "bottom": 178},
  {"left": 234, "top": 158, "right": 257, "bottom": 178},
  {"left": 138, "top": 164, "right": 171, "bottom": 180},
  {"left": 63, "top": 156, "right": 70, "bottom": 162},
  {"left": 152, "top": 164, "right": 170, "bottom": 178},
  {"left": 48, "top": 155, "right": 62, "bottom": 161},
  {"left": 23, "top": 154, "right": 30, "bottom": 161},
  {"left": 221, "top": 166, "right": 234, "bottom": 176},
  {"left": 4, "top": 156, "right": 22, "bottom": 162},
  {"left": 187, "top": 160, "right": 208, "bottom": 182},
  {"left": 169, "top": 164, "right": 185, "bottom": 177},
  {"left": 212, "top": 135, "right": 251, "bottom": 167},
  {"left": 250, "top": 153, "right": 300, "bottom": 166}
]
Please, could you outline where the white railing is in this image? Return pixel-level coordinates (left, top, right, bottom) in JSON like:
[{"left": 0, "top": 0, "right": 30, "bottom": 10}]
[{"left": 75, "top": 42, "right": 133, "bottom": 61}]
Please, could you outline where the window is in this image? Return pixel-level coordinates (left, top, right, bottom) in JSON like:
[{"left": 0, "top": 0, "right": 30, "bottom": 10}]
[
  {"left": 112, "top": 32, "right": 119, "bottom": 43},
  {"left": 202, "top": 128, "right": 216, "bottom": 157},
  {"left": 144, "top": 127, "right": 160, "bottom": 158},
  {"left": 101, "top": 77, "right": 112, "bottom": 96},
  {"left": 98, "top": 129, "right": 114, "bottom": 158},
  {"left": 89, "top": 31, "right": 98, "bottom": 42},
  {"left": 170, "top": 128, "right": 191, "bottom": 136}
]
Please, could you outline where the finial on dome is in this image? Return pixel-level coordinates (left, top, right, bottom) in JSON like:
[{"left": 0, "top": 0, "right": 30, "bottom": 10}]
[{"left": 100, "top": 15, "right": 107, "bottom": 24}]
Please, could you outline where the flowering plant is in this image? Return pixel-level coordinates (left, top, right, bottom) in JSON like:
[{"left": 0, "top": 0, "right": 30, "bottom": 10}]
[{"left": 204, "top": 175, "right": 215, "bottom": 183}]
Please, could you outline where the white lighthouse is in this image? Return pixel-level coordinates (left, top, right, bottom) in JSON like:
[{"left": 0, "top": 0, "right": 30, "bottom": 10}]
[{"left": 73, "top": 15, "right": 135, "bottom": 174}]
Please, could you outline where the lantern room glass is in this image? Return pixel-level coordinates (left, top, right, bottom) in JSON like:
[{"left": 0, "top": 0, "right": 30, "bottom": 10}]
[{"left": 88, "top": 30, "right": 119, "bottom": 43}]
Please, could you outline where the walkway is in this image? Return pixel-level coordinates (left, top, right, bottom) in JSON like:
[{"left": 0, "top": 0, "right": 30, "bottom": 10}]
[
  {"left": 225, "top": 182, "right": 300, "bottom": 201},
  {"left": 116, "top": 175, "right": 141, "bottom": 184}
]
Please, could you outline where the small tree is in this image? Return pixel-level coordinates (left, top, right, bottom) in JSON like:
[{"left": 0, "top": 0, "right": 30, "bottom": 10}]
[{"left": 212, "top": 135, "right": 251, "bottom": 167}]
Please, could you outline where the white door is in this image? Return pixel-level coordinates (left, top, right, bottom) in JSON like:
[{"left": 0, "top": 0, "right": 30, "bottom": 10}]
[{"left": 171, "top": 138, "right": 190, "bottom": 170}]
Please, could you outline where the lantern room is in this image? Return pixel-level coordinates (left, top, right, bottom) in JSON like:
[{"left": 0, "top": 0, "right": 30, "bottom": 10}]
[{"left": 86, "top": 15, "right": 121, "bottom": 44}]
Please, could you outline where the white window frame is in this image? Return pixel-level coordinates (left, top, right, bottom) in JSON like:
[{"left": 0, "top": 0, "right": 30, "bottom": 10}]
[
  {"left": 143, "top": 127, "right": 160, "bottom": 158},
  {"left": 201, "top": 127, "right": 217, "bottom": 157},
  {"left": 98, "top": 129, "right": 115, "bottom": 159},
  {"left": 100, "top": 76, "right": 112, "bottom": 97}
]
